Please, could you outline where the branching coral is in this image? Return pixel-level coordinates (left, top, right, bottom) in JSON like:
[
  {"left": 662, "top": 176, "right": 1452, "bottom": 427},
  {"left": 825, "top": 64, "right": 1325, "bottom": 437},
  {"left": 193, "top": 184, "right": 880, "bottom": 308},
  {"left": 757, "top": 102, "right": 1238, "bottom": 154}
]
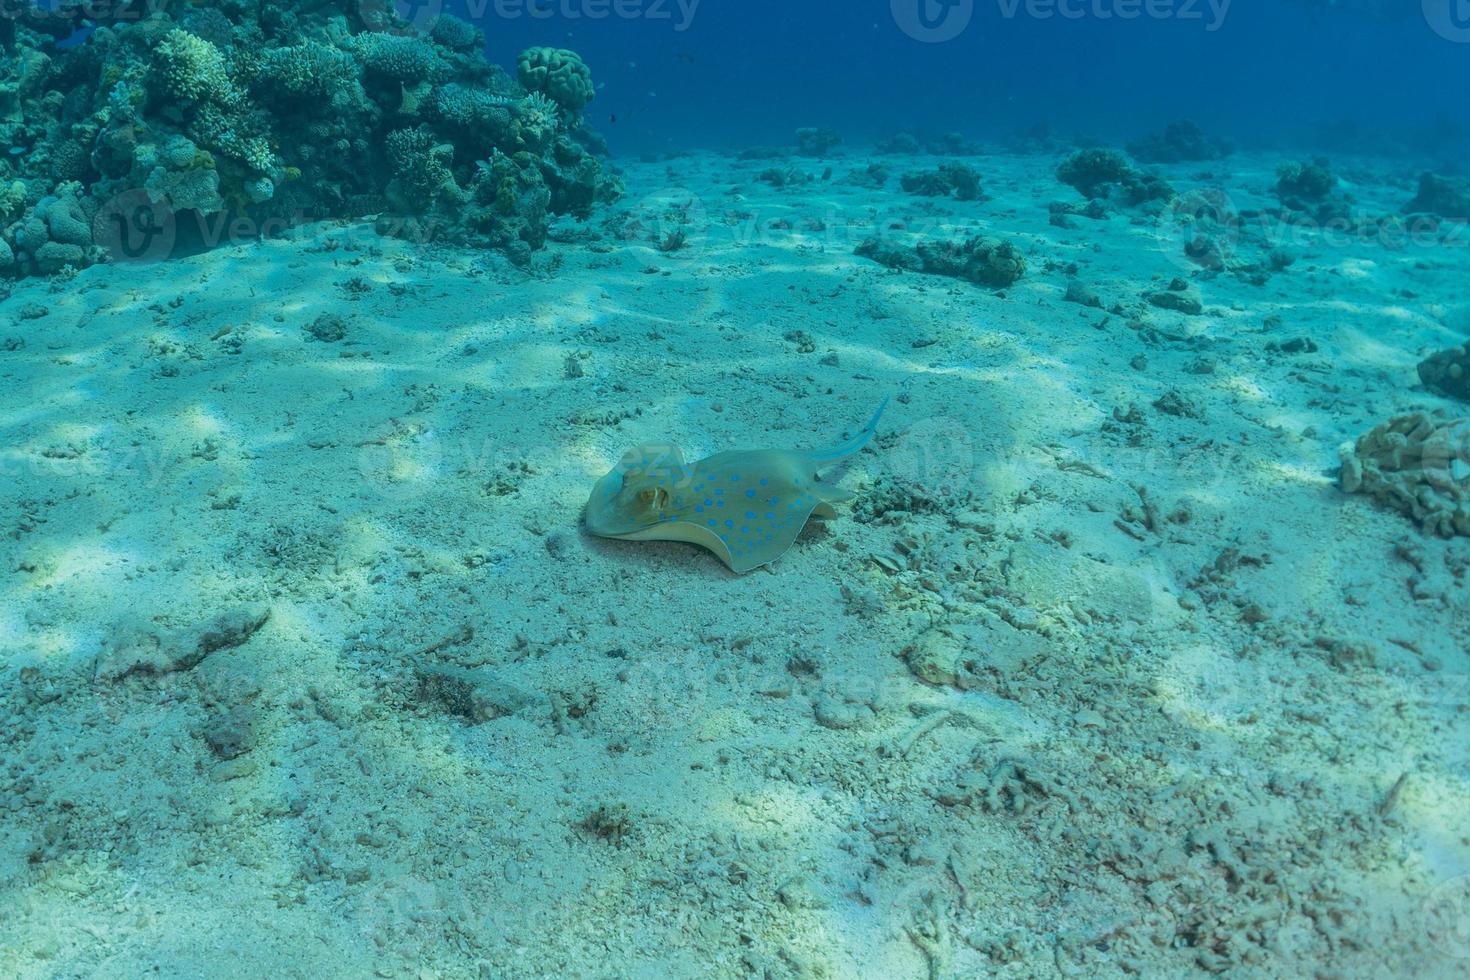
[{"left": 153, "top": 30, "right": 236, "bottom": 105}]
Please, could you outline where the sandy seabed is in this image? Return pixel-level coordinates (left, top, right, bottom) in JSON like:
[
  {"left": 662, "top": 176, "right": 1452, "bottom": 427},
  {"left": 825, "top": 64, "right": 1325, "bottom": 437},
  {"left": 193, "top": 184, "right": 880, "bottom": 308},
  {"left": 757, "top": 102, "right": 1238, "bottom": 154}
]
[{"left": 1, "top": 149, "right": 1468, "bottom": 978}]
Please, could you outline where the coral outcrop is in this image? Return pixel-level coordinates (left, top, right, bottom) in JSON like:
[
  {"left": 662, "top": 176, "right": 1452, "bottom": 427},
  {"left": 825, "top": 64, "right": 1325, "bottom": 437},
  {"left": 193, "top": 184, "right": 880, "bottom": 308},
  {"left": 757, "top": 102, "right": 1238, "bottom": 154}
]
[
  {"left": 1340, "top": 412, "right": 1470, "bottom": 537},
  {"left": 1272, "top": 159, "right": 1352, "bottom": 223},
  {"left": 899, "top": 163, "right": 983, "bottom": 201},
  {"left": 1056, "top": 149, "right": 1173, "bottom": 207},
  {"left": 795, "top": 127, "right": 843, "bottom": 157},
  {"left": 0, "top": 3, "right": 621, "bottom": 277},
  {"left": 1404, "top": 172, "right": 1470, "bottom": 222}
]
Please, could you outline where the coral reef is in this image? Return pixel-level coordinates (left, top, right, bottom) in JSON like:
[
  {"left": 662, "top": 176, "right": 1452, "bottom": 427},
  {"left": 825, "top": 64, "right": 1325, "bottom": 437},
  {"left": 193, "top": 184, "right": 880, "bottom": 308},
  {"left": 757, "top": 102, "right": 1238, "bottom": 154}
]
[
  {"left": 1056, "top": 149, "right": 1174, "bottom": 207},
  {"left": 1404, "top": 172, "right": 1470, "bottom": 222},
  {"left": 1418, "top": 341, "right": 1470, "bottom": 401},
  {"left": 1340, "top": 412, "right": 1470, "bottom": 537},
  {"left": 0, "top": 5, "right": 621, "bottom": 277},
  {"left": 1127, "top": 120, "right": 1231, "bottom": 164}
]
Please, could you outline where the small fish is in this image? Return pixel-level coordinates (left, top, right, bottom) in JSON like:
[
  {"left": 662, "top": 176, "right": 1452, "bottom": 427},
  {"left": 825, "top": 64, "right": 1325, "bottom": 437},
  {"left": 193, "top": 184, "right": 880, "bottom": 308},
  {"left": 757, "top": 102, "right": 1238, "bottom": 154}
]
[{"left": 585, "top": 400, "right": 887, "bottom": 573}]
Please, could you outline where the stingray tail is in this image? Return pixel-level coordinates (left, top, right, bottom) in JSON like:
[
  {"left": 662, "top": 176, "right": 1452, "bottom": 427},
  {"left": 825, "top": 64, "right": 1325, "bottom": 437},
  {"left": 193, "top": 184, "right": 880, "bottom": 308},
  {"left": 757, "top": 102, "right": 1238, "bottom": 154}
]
[{"left": 807, "top": 397, "right": 889, "bottom": 465}]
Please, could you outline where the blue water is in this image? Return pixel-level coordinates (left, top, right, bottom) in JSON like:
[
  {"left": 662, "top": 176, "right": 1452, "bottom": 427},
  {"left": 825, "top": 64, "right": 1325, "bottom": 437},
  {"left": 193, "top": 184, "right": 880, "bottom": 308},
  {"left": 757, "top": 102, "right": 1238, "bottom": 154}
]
[{"left": 454, "top": 0, "right": 1470, "bottom": 157}]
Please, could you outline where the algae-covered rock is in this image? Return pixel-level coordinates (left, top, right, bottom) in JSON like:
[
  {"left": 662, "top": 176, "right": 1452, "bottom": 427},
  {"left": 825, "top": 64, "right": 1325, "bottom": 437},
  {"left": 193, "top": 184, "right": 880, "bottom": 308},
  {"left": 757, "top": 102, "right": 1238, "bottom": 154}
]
[
  {"left": 856, "top": 234, "right": 1025, "bottom": 288},
  {"left": 1404, "top": 172, "right": 1470, "bottom": 222},
  {"left": 1148, "top": 279, "right": 1204, "bottom": 315},
  {"left": 1418, "top": 341, "right": 1470, "bottom": 402},
  {"left": 900, "top": 162, "right": 983, "bottom": 201},
  {"left": 915, "top": 235, "right": 1026, "bottom": 288}
]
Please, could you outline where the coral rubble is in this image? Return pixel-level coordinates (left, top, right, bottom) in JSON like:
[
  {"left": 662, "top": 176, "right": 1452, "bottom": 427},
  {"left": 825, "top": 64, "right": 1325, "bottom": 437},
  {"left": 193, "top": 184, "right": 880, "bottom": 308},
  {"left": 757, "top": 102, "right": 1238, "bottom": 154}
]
[
  {"left": 0, "top": 3, "right": 621, "bottom": 277},
  {"left": 1340, "top": 412, "right": 1470, "bottom": 537}
]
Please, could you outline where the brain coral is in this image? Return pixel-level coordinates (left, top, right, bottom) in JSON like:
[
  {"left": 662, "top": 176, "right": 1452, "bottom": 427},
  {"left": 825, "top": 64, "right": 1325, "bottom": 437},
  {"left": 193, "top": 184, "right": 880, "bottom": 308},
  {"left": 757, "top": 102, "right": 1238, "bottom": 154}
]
[
  {"left": 1341, "top": 412, "right": 1470, "bottom": 537},
  {"left": 517, "top": 47, "right": 594, "bottom": 117}
]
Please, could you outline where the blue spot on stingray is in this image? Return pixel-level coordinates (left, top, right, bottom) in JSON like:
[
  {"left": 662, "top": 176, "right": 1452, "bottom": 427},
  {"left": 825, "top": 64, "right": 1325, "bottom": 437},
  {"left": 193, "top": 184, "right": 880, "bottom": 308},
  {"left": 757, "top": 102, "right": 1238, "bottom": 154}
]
[
  {"left": 759, "top": 478, "right": 769, "bottom": 486},
  {"left": 765, "top": 512, "right": 775, "bottom": 520},
  {"left": 715, "top": 489, "right": 724, "bottom": 495},
  {"left": 703, "top": 499, "right": 713, "bottom": 507},
  {"left": 745, "top": 511, "right": 756, "bottom": 519},
  {"left": 730, "top": 474, "right": 739, "bottom": 482},
  {"left": 724, "top": 520, "right": 733, "bottom": 528},
  {"left": 745, "top": 489, "right": 755, "bottom": 498},
  {"left": 695, "top": 506, "right": 704, "bottom": 513},
  {"left": 741, "top": 526, "right": 749, "bottom": 534},
  {"left": 707, "top": 519, "right": 716, "bottom": 527},
  {"left": 720, "top": 534, "right": 728, "bottom": 543}
]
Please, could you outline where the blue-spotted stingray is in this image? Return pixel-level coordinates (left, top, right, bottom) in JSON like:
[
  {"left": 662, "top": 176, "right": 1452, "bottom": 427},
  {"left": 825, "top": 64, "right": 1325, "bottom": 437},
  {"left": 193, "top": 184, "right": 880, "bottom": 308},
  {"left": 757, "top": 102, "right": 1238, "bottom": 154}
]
[{"left": 586, "top": 399, "right": 888, "bottom": 572}]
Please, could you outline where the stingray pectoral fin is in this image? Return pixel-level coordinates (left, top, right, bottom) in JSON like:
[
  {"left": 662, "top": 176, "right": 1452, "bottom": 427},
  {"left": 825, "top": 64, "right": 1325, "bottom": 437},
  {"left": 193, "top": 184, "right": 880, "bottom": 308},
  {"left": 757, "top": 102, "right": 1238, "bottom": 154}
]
[{"left": 608, "top": 520, "right": 737, "bottom": 571}]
